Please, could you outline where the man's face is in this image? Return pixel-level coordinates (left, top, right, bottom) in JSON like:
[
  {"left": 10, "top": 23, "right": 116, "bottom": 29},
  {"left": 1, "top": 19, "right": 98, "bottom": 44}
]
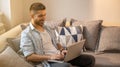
[{"left": 32, "top": 10, "right": 46, "bottom": 26}]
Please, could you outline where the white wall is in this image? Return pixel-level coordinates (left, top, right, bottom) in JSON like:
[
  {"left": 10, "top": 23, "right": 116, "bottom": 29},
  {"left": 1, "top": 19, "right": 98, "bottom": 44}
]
[
  {"left": 23, "top": 0, "right": 91, "bottom": 22},
  {"left": 44, "top": 0, "right": 90, "bottom": 21},
  {"left": 0, "top": 0, "right": 1, "bottom": 11},
  {"left": 1, "top": 0, "right": 120, "bottom": 30},
  {"left": 22, "top": 0, "right": 120, "bottom": 24}
]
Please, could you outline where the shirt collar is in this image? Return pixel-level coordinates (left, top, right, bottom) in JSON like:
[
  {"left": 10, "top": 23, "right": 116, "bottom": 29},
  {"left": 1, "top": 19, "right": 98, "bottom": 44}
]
[{"left": 29, "top": 22, "right": 35, "bottom": 30}]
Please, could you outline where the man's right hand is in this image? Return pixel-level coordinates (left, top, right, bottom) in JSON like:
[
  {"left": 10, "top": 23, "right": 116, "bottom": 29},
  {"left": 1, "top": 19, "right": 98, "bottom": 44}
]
[{"left": 50, "top": 54, "right": 64, "bottom": 60}]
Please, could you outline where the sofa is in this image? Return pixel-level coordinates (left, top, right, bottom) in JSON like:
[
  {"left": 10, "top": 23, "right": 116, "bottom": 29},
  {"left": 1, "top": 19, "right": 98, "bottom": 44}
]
[{"left": 0, "top": 19, "right": 120, "bottom": 67}]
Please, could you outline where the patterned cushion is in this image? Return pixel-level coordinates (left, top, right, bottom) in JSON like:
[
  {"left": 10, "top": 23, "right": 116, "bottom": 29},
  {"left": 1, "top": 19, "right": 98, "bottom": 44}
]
[{"left": 55, "top": 25, "right": 83, "bottom": 47}]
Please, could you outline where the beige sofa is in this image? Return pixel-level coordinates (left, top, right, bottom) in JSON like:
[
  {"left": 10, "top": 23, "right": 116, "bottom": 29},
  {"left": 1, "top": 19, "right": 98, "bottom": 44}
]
[
  {"left": 0, "top": 24, "right": 33, "bottom": 67},
  {"left": 0, "top": 20, "right": 120, "bottom": 67}
]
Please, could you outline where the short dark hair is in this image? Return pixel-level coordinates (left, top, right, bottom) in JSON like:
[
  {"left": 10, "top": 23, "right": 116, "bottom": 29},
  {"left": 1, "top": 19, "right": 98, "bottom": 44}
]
[{"left": 30, "top": 2, "right": 46, "bottom": 12}]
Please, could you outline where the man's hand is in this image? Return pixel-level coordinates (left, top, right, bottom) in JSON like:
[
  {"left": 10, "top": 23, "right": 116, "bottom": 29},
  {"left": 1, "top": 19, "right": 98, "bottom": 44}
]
[
  {"left": 50, "top": 54, "right": 64, "bottom": 60},
  {"left": 61, "top": 50, "right": 67, "bottom": 56}
]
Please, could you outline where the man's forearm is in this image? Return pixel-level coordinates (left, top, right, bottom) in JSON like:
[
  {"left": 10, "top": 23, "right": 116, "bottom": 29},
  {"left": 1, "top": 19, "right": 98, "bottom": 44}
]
[{"left": 26, "top": 53, "right": 51, "bottom": 62}]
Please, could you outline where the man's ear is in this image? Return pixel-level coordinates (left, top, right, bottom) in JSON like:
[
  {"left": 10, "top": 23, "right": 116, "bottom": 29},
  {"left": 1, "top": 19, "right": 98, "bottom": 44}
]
[
  {"left": 30, "top": 13, "right": 34, "bottom": 18},
  {"left": 30, "top": 11, "right": 35, "bottom": 18}
]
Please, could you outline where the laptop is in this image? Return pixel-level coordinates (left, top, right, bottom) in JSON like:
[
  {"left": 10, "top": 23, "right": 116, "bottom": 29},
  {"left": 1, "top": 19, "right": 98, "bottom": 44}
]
[{"left": 48, "top": 39, "right": 85, "bottom": 63}]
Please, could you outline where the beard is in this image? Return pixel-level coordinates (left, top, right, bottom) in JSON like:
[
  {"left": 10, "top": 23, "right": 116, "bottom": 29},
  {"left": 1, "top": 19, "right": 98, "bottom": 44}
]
[{"left": 34, "top": 20, "right": 45, "bottom": 26}]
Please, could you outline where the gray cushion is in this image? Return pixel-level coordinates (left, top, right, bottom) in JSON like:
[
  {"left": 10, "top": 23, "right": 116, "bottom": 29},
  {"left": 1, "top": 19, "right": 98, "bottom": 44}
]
[
  {"left": 83, "top": 52, "right": 120, "bottom": 67},
  {"left": 7, "top": 37, "right": 20, "bottom": 52},
  {"left": 72, "top": 20, "right": 103, "bottom": 51},
  {"left": 20, "top": 23, "right": 29, "bottom": 30},
  {"left": 0, "top": 46, "right": 33, "bottom": 67},
  {"left": 98, "top": 26, "right": 120, "bottom": 52},
  {"left": 45, "top": 20, "right": 64, "bottom": 29}
]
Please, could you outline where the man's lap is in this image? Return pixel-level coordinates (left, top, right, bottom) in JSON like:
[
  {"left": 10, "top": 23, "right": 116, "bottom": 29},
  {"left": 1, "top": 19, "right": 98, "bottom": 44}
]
[{"left": 68, "top": 54, "right": 95, "bottom": 67}]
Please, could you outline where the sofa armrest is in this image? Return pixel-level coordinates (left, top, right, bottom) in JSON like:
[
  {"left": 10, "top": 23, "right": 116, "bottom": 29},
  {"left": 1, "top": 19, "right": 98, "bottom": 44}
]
[{"left": 0, "top": 24, "right": 22, "bottom": 52}]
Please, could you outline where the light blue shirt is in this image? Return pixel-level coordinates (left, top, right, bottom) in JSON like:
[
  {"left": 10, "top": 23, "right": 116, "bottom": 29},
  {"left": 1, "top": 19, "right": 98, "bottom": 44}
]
[{"left": 20, "top": 22, "right": 59, "bottom": 67}]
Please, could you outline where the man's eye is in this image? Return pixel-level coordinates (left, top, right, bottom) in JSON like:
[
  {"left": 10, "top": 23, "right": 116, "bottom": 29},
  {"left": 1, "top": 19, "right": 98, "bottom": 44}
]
[
  {"left": 38, "top": 15, "right": 43, "bottom": 17},
  {"left": 38, "top": 15, "right": 46, "bottom": 17}
]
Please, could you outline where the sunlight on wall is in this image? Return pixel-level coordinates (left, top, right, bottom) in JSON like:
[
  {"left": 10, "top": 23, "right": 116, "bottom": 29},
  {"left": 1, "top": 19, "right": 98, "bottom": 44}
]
[
  {"left": 91, "top": 0, "right": 120, "bottom": 24},
  {"left": 102, "top": 22, "right": 120, "bottom": 26}
]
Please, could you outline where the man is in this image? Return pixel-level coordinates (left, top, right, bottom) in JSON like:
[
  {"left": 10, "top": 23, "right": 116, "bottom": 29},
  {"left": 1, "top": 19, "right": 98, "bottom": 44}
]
[
  {"left": 20, "top": 2, "right": 95, "bottom": 67},
  {"left": 20, "top": 2, "right": 69, "bottom": 67}
]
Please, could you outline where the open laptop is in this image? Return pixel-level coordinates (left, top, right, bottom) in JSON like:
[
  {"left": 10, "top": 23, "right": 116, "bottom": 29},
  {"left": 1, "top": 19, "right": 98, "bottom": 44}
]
[{"left": 48, "top": 39, "right": 85, "bottom": 63}]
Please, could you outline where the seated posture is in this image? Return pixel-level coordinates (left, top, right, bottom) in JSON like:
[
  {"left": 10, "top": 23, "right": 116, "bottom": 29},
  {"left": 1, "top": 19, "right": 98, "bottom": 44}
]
[{"left": 20, "top": 2, "right": 95, "bottom": 67}]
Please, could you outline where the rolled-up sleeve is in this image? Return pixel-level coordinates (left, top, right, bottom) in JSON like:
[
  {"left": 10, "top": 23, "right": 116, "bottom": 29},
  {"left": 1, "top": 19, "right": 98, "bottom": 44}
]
[{"left": 20, "top": 31, "right": 34, "bottom": 57}]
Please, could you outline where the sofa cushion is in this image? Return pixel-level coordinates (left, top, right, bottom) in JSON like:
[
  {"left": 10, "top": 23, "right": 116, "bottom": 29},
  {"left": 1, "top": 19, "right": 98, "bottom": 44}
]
[
  {"left": 0, "top": 46, "right": 33, "bottom": 67},
  {"left": 7, "top": 37, "right": 20, "bottom": 52},
  {"left": 98, "top": 26, "right": 120, "bottom": 52},
  {"left": 55, "top": 25, "right": 83, "bottom": 47},
  {"left": 83, "top": 52, "right": 120, "bottom": 67},
  {"left": 72, "top": 19, "right": 103, "bottom": 51}
]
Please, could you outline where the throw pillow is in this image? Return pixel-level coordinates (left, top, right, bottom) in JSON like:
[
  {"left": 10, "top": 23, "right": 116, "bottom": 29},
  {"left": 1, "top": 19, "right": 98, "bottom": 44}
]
[
  {"left": 60, "top": 18, "right": 73, "bottom": 27},
  {"left": 45, "top": 19, "right": 64, "bottom": 29},
  {"left": 45, "top": 18, "right": 72, "bottom": 29},
  {"left": 0, "top": 46, "right": 33, "bottom": 67},
  {"left": 98, "top": 26, "right": 120, "bottom": 52},
  {"left": 72, "top": 19, "right": 103, "bottom": 51},
  {"left": 20, "top": 23, "right": 29, "bottom": 30},
  {"left": 7, "top": 37, "right": 20, "bottom": 52},
  {"left": 55, "top": 25, "right": 83, "bottom": 48}
]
